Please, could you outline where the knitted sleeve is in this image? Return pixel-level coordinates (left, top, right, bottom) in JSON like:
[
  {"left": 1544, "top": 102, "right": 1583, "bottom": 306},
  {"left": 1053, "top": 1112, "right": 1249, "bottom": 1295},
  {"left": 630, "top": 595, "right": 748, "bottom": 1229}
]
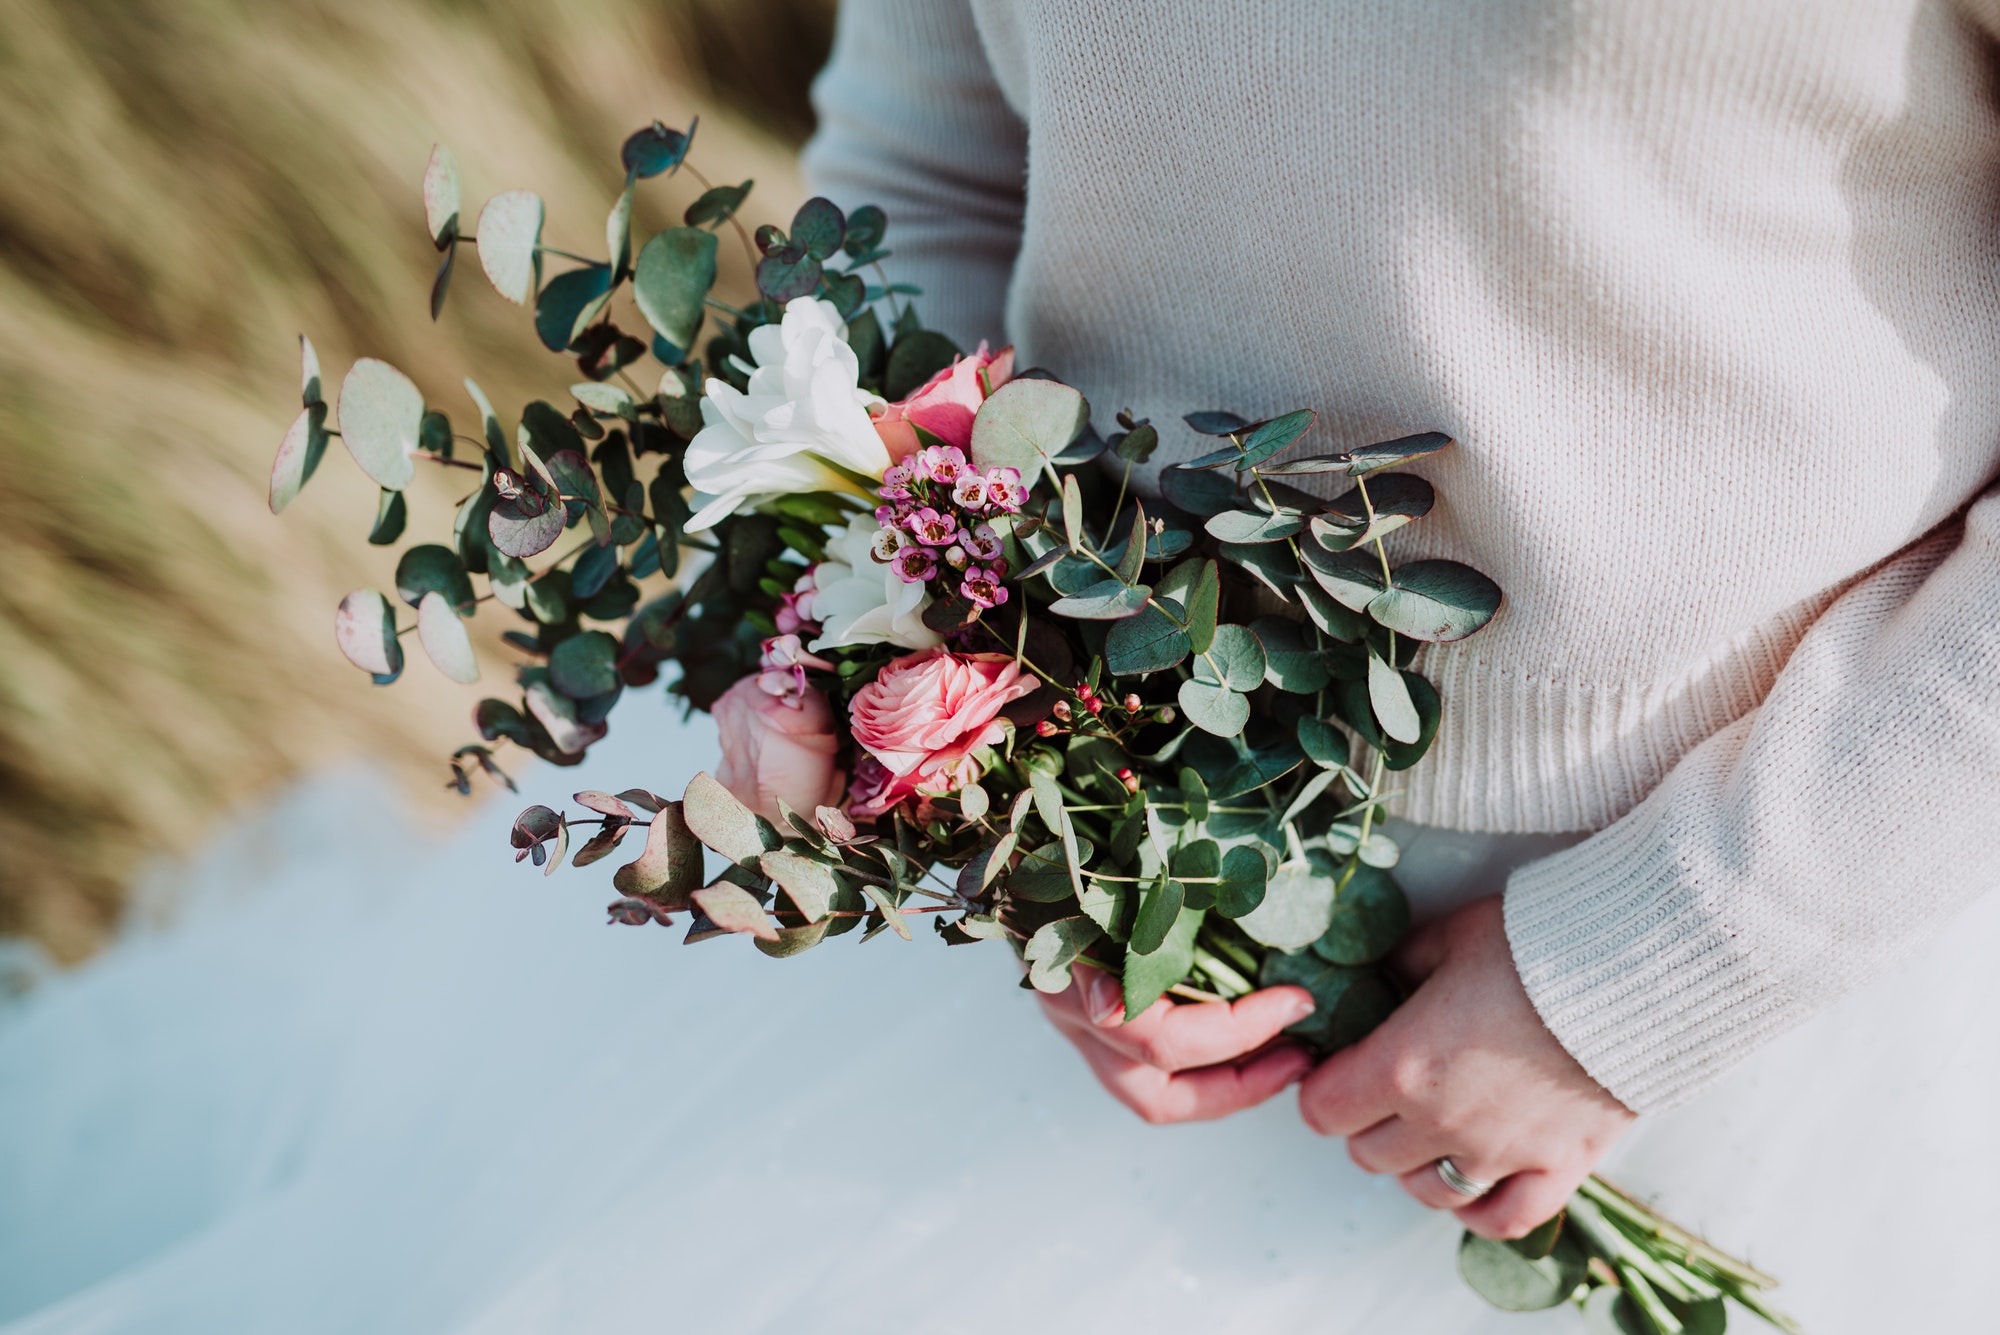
[
  {"left": 801, "top": 0, "right": 1027, "bottom": 350},
  {"left": 1505, "top": 487, "right": 2000, "bottom": 1113}
]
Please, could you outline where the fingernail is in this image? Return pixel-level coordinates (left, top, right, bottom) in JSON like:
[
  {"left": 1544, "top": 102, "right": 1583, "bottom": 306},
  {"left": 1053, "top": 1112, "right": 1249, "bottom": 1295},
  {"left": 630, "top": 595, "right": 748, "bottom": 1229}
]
[
  {"left": 1087, "top": 971, "right": 1123, "bottom": 1025},
  {"left": 1284, "top": 994, "right": 1317, "bottom": 1024}
]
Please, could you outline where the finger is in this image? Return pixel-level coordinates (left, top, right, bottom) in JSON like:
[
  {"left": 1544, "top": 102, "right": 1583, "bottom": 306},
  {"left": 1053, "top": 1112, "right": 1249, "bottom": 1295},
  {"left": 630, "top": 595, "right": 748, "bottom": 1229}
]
[
  {"left": 1395, "top": 1155, "right": 1510, "bottom": 1212},
  {"left": 1297, "top": 1031, "right": 1399, "bottom": 1138},
  {"left": 1088, "top": 1042, "right": 1315, "bottom": 1125},
  {"left": 1054, "top": 967, "right": 1316, "bottom": 1072},
  {"left": 1346, "top": 1116, "right": 1450, "bottom": 1177},
  {"left": 1457, "top": 1168, "right": 1585, "bottom": 1242}
]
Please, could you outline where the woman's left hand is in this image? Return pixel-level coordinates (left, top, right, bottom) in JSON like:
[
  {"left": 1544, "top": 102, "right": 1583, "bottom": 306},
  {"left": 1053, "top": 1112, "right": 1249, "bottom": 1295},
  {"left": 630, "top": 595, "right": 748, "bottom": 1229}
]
[{"left": 1297, "top": 895, "right": 1637, "bottom": 1240}]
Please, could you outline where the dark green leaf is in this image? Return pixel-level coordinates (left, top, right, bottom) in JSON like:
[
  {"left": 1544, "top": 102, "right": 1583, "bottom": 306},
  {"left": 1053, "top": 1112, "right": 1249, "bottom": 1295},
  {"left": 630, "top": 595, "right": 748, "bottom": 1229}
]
[
  {"left": 1297, "top": 715, "right": 1350, "bottom": 769},
  {"left": 621, "top": 118, "right": 694, "bottom": 178},
  {"left": 1184, "top": 560, "right": 1221, "bottom": 654},
  {"left": 1347, "top": 431, "right": 1451, "bottom": 475},
  {"left": 489, "top": 482, "right": 564, "bottom": 560},
  {"left": 1181, "top": 444, "right": 1243, "bottom": 470},
  {"left": 1121, "top": 906, "right": 1204, "bottom": 1018},
  {"left": 535, "top": 265, "right": 614, "bottom": 353},
  {"left": 1114, "top": 422, "right": 1158, "bottom": 462},
  {"left": 633, "top": 228, "right": 718, "bottom": 351},
  {"left": 1251, "top": 617, "right": 1332, "bottom": 693},
  {"left": 1215, "top": 844, "right": 1271, "bottom": 918},
  {"left": 1313, "top": 862, "right": 1409, "bottom": 965},
  {"left": 1113, "top": 500, "right": 1147, "bottom": 584},
  {"left": 1145, "top": 526, "right": 1194, "bottom": 561},
  {"left": 549, "top": 631, "right": 621, "bottom": 699},
  {"left": 1184, "top": 410, "right": 1249, "bottom": 435},
  {"left": 1236, "top": 409, "right": 1316, "bottom": 469},
  {"left": 790, "top": 197, "right": 845, "bottom": 261},
  {"left": 1314, "top": 472, "right": 1435, "bottom": 549},
  {"left": 1213, "top": 741, "right": 1306, "bottom": 800},
  {"left": 1177, "top": 679, "right": 1249, "bottom": 736},
  {"left": 1301, "top": 544, "right": 1387, "bottom": 611},
  {"left": 1368, "top": 559, "right": 1504, "bottom": 643},
  {"left": 1159, "top": 465, "right": 1240, "bottom": 517},
  {"left": 1128, "top": 873, "right": 1184, "bottom": 956},
  {"left": 269, "top": 403, "right": 329, "bottom": 514},
  {"left": 366, "top": 488, "right": 407, "bottom": 545},
  {"left": 881, "top": 329, "right": 960, "bottom": 400},
  {"left": 1104, "top": 597, "right": 1190, "bottom": 674},
  {"left": 1259, "top": 453, "right": 1353, "bottom": 477},
  {"left": 1458, "top": 1231, "right": 1588, "bottom": 1313},
  {"left": 1025, "top": 916, "right": 1103, "bottom": 993},
  {"left": 969, "top": 377, "right": 1084, "bottom": 473},
  {"left": 685, "top": 180, "right": 752, "bottom": 228},
  {"left": 1194, "top": 624, "right": 1266, "bottom": 691},
  {"left": 1220, "top": 542, "right": 1303, "bottom": 601},
  {"left": 395, "top": 543, "right": 475, "bottom": 611},
  {"left": 429, "top": 245, "right": 455, "bottom": 320},
  {"left": 1297, "top": 581, "right": 1369, "bottom": 641},
  {"left": 756, "top": 245, "right": 821, "bottom": 302},
  {"left": 1008, "top": 838, "right": 1096, "bottom": 901}
]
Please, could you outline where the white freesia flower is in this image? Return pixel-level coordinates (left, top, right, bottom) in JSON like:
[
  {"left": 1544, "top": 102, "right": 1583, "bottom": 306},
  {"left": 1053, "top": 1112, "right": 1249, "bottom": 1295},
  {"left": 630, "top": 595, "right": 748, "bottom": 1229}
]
[
  {"left": 805, "top": 515, "right": 942, "bottom": 652},
  {"left": 683, "top": 297, "right": 888, "bottom": 532}
]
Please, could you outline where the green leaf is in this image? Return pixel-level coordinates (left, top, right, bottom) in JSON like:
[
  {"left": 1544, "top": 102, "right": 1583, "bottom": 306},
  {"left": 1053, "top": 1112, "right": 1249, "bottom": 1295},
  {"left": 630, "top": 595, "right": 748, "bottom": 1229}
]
[
  {"left": 1025, "top": 916, "right": 1103, "bottom": 993},
  {"left": 489, "top": 483, "right": 565, "bottom": 560},
  {"left": 1121, "top": 906, "right": 1204, "bottom": 1018},
  {"left": 270, "top": 404, "right": 329, "bottom": 513},
  {"left": 883, "top": 329, "right": 961, "bottom": 400},
  {"left": 1213, "top": 742, "right": 1306, "bottom": 800},
  {"left": 1301, "top": 544, "right": 1387, "bottom": 611},
  {"left": 1194, "top": 624, "right": 1267, "bottom": 691},
  {"left": 365, "top": 487, "right": 406, "bottom": 546},
  {"left": 759, "top": 849, "right": 834, "bottom": 921},
  {"left": 475, "top": 190, "right": 545, "bottom": 304},
  {"left": 1368, "top": 649, "right": 1423, "bottom": 744},
  {"left": 1219, "top": 542, "right": 1303, "bottom": 603},
  {"left": 1128, "top": 872, "right": 1184, "bottom": 956},
  {"left": 1379, "top": 672, "right": 1442, "bottom": 770},
  {"left": 1061, "top": 473, "right": 1084, "bottom": 552},
  {"left": 1078, "top": 878, "right": 1130, "bottom": 937},
  {"left": 1183, "top": 410, "right": 1249, "bottom": 435},
  {"left": 549, "top": 630, "right": 621, "bottom": 699},
  {"left": 623, "top": 117, "right": 694, "bottom": 178},
  {"left": 334, "top": 589, "right": 402, "bottom": 679},
  {"left": 1510, "top": 1213, "right": 1565, "bottom": 1262},
  {"left": 842, "top": 203, "right": 886, "bottom": 256},
  {"left": 1236, "top": 409, "right": 1316, "bottom": 469},
  {"left": 1159, "top": 465, "right": 1240, "bottom": 517},
  {"left": 756, "top": 246, "right": 822, "bottom": 303},
  {"left": 1114, "top": 421, "right": 1159, "bottom": 462},
  {"left": 1215, "top": 843, "right": 1271, "bottom": 918},
  {"left": 1176, "top": 679, "right": 1249, "bottom": 737},
  {"left": 422, "top": 144, "right": 461, "bottom": 247},
  {"left": 535, "top": 264, "right": 613, "bottom": 353},
  {"left": 415, "top": 590, "right": 478, "bottom": 683},
  {"left": 1236, "top": 858, "right": 1334, "bottom": 950},
  {"left": 685, "top": 180, "right": 752, "bottom": 228},
  {"left": 1104, "top": 596, "right": 1190, "bottom": 675},
  {"left": 1180, "top": 443, "right": 1244, "bottom": 470},
  {"left": 612, "top": 801, "right": 703, "bottom": 907},
  {"left": 1297, "top": 580, "right": 1369, "bottom": 641},
  {"left": 1008, "top": 838, "right": 1095, "bottom": 902},
  {"left": 299, "top": 334, "right": 324, "bottom": 408},
  {"left": 1313, "top": 473, "right": 1436, "bottom": 550},
  {"left": 1113, "top": 501, "right": 1147, "bottom": 583},
  {"left": 607, "top": 175, "right": 635, "bottom": 276},
  {"left": 1457, "top": 1231, "right": 1588, "bottom": 1313},
  {"left": 1297, "top": 716, "right": 1351, "bottom": 769},
  {"left": 690, "top": 881, "right": 779, "bottom": 941},
  {"left": 970, "top": 378, "right": 1088, "bottom": 474},
  {"left": 1170, "top": 838, "right": 1220, "bottom": 883},
  {"left": 682, "top": 771, "right": 780, "bottom": 866},
  {"left": 1313, "top": 863, "right": 1409, "bottom": 965},
  {"left": 1258, "top": 952, "right": 1398, "bottom": 1048},
  {"left": 338, "top": 358, "right": 424, "bottom": 490},
  {"left": 790, "top": 197, "right": 845, "bottom": 260},
  {"left": 1258, "top": 454, "right": 1353, "bottom": 477},
  {"left": 1347, "top": 431, "right": 1451, "bottom": 475},
  {"left": 1368, "top": 559, "right": 1504, "bottom": 643},
  {"left": 1251, "top": 617, "right": 1332, "bottom": 693},
  {"left": 633, "top": 227, "right": 718, "bottom": 351},
  {"left": 571, "top": 382, "right": 635, "bottom": 416},
  {"left": 1182, "top": 560, "right": 1220, "bottom": 654},
  {"left": 1204, "top": 509, "right": 1305, "bottom": 544},
  {"left": 393, "top": 543, "right": 475, "bottom": 611},
  {"left": 1048, "top": 579, "right": 1149, "bottom": 620}
]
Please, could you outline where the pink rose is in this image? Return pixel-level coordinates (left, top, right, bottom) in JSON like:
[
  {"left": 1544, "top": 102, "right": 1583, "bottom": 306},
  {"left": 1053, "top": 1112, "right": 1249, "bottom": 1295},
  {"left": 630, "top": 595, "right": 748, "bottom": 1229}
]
[
  {"left": 871, "top": 343, "right": 1015, "bottom": 461},
  {"left": 713, "top": 674, "right": 846, "bottom": 822},
  {"left": 846, "top": 647, "right": 1035, "bottom": 818}
]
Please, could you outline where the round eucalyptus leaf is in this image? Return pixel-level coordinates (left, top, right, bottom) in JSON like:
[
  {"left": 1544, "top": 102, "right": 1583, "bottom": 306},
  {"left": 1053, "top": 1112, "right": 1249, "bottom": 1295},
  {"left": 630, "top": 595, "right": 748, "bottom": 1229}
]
[
  {"left": 1047, "top": 579, "right": 1149, "bottom": 620},
  {"left": 269, "top": 404, "right": 328, "bottom": 514},
  {"left": 1205, "top": 508, "right": 1305, "bottom": 544},
  {"left": 1251, "top": 616, "right": 1331, "bottom": 693},
  {"left": 549, "top": 630, "right": 621, "bottom": 699},
  {"left": 1194, "top": 623, "right": 1267, "bottom": 692},
  {"left": 489, "top": 481, "right": 565, "bottom": 560},
  {"left": 1176, "top": 679, "right": 1249, "bottom": 737},
  {"left": 334, "top": 589, "right": 402, "bottom": 678},
  {"left": 1301, "top": 543, "right": 1386, "bottom": 611},
  {"left": 1215, "top": 843, "right": 1271, "bottom": 918},
  {"left": 633, "top": 227, "right": 717, "bottom": 350},
  {"left": 1159, "top": 465, "right": 1241, "bottom": 517},
  {"left": 1368, "top": 648, "right": 1423, "bottom": 744},
  {"left": 884, "top": 329, "right": 963, "bottom": 402},
  {"left": 1235, "top": 858, "right": 1335, "bottom": 950},
  {"left": 366, "top": 488, "right": 407, "bottom": 546},
  {"left": 570, "top": 382, "right": 634, "bottom": 416},
  {"left": 422, "top": 144, "right": 461, "bottom": 247},
  {"left": 416, "top": 590, "right": 478, "bottom": 683},
  {"left": 1313, "top": 863, "right": 1409, "bottom": 965},
  {"left": 534, "top": 265, "right": 613, "bottom": 353},
  {"left": 394, "top": 543, "right": 475, "bottom": 611},
  {"left": 684, "top": 180, "right": 751, "bottom": 228},
  {"left": 1457, "top": 1231, "right": 1588, "bottom": 1313},
  {"left": 475, "top": 190, "right": 545, "bottom": 304},
  {"left": 337, "top": 358, "right": 424, "bottom": 491},
  {"left": 1297, "top": 715, "right": 1351, "bottom": 769},
  {"left": 1368, "top": 559, "right": 1504, "bottom": 643},
  {"left": 621, "top": 118, "right": 694, "bottom": 178},
  {"left": 756, "top": 246, "right": 822, "bottom": 303},
  {"left": 1184, "top": 410, "right": 1249, "bottom": 435},
  {"left": 968, "top": 376, "right": 1084, "bottom": 473},
  {"left": 842, "top": 203, "right": 886, "bottom": 256},
  {"left": 1104, "top": 596, "right": 1190, "bottom": 675},
  {"left": 789, "top": 196, "right": 846, "bottom": 261}
]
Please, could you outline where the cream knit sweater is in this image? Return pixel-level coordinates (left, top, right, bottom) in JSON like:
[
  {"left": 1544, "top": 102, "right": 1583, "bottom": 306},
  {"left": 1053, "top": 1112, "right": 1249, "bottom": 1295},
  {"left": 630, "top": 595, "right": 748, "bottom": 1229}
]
[{"left": 803, "top": 0, "right": 2000, "bottom": 1113}]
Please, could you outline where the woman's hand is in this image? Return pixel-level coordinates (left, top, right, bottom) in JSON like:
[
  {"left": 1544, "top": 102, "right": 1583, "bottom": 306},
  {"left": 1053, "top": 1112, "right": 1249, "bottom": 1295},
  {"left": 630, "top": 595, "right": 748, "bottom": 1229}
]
[
  {"left": 1297, "top": 895, "right": 1636, "bottom": 1239},
  {"left": 1038, "top": 965, "right": 1317, "bottom": 1123}
]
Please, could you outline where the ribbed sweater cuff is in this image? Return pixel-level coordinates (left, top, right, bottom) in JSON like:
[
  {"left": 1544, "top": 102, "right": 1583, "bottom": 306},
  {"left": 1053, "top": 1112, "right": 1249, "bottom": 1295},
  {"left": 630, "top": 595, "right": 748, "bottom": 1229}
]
[{"left": 1503, "top": 806, "right": 1787, "bottom": 1115}]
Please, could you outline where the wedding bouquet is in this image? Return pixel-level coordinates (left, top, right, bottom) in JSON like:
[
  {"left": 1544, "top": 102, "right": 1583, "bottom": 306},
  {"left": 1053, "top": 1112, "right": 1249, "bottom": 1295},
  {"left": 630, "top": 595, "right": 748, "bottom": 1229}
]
[{"left": 272, "top": 120, "right": 1796, "bottom": 1335}]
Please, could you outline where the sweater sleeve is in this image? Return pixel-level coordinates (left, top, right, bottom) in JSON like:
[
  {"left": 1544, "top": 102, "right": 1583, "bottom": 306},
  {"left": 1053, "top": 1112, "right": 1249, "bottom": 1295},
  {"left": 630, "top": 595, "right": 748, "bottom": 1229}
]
[
  {"left": 1505, "top": 489, "right": 2000, "bottom": 1113},
  {"left": 801, "top": 0, "right": 1027, "bottom": 351}
]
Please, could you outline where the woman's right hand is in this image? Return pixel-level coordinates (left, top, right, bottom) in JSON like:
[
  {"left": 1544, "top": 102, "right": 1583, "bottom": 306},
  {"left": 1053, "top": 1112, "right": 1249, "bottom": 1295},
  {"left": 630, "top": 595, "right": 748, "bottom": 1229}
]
[{"left": 1037, "top": 965, "right": 1318, "bottom": 1123}]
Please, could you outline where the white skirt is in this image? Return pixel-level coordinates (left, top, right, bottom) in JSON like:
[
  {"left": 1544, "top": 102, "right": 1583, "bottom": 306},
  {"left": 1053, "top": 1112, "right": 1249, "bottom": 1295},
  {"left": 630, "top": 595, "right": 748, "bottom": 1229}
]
[{"left": 0, "top": 700, "right": 1991, "bottom": 1333}]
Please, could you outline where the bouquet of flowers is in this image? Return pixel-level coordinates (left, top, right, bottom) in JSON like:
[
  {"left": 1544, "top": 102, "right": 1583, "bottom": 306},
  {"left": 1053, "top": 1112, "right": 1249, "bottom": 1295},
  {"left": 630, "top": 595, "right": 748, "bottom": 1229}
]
[{"left": 272, "top": 120, "right": 1796, "bottom": 1335}]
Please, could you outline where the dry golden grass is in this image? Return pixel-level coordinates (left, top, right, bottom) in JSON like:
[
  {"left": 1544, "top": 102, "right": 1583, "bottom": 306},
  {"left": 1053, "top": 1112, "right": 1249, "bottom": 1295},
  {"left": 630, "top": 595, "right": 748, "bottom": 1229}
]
[{"left": 0, "top": 0, "right": 827, "bottom": 961}]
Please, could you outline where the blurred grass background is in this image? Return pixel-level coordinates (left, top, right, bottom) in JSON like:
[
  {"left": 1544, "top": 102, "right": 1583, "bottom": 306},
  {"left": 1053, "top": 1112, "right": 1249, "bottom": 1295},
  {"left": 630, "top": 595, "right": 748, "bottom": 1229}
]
[{"left": 0, "top": 0, "right": 830, "bottom": 964}]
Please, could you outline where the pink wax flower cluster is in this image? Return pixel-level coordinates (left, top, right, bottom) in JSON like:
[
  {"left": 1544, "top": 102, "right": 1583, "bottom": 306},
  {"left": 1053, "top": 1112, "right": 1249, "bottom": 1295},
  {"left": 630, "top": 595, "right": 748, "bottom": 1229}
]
[
  {"left": 845, "top": 647, "right": 1035, "bottom": 819},
  {"left": 872, "top": 445, "right": 1024, "bottom": 612}
]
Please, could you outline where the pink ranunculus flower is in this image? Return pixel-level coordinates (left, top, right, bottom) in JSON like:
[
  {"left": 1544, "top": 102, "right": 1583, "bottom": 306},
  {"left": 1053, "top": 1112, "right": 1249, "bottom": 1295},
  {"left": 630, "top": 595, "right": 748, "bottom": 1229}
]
[
  {"left": 712, "top": 674, "right": 846, "bottom": 822},
  {"left": 870, "top": 342, "right": 1016, "bottom": 461},
  {"left": 846, "top": 647, "right": 1036, "bottom": 818}
]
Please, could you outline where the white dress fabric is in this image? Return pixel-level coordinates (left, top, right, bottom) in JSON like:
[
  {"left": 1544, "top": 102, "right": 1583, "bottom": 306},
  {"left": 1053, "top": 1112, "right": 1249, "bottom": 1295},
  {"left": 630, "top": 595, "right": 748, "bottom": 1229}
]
[{"left": 2, "top": 701, "right": 1993, "bottom": 1333}]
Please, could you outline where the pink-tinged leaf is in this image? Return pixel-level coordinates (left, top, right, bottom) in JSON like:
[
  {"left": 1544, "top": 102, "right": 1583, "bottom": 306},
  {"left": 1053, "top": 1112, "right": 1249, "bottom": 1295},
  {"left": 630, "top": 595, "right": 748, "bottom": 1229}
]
[
  {"left": 270, "top": 403, "right": 328, "bottom": 513},
  {"left": 690, "top": 882, "right": 778, "bottom": 941},
  {"left": 525, "top": 681, "right": 606, "bottom": 755},
  {"left": 616, "top": 788, "right": 665, "bottom": 813},
  {"left": 299, "top": 334, "right": 323, "bottom": 407},
  {"left": 334, "top": 589, "right": 402, "bottom": 678},
  {"left": 569, "top": 822, "right": 630, "bottom": 869},
  {"left": 612, "top": 802, "right": 702, "bottom": 908},
  {"left": 814, "top": 805, "right": 856, "bottom": 842},
  {"left": 575, "top": 790, "right": 636, "bottom": 820},
  {"left": 422, "top": 144, "right": 461, "bottom": 248},
  {"left": 543, "top": 815, "right": 569, "bottom": 877}
]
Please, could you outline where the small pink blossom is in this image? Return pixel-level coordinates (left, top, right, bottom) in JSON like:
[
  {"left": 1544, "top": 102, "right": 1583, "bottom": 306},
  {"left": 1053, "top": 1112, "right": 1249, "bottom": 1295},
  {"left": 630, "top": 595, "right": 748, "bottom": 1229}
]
[
  {"left": 960, "top": 565, "right": 1009, "bottom": 609},
  {"left": 951, "top": 473, "right": 989, "bottom": 509},
  {"left": 944, "top": 544, "right": 969, "bottom": 570},
  {"left": 892, "top": 545, "right": 938, "bottom": 583},
  {"left": 714, "top": 675, "right": 846, "bottom": 822},
  {"left": 962, "top": 524, "right": 1003, "bottom": 563},
  {"left": 870, "top": 525, "right": 907, "bottom": 563},
  {"left": 982, "top": 467, "right": 1026, "bottom": 511},
  {"left": 846, "top": 647, "right": 1035, "bottom": 818},
  {"left": 774, "top": 582, "right": 820, "bottom": 637},
  {"left": 918, "top": 445, "right": 969, "bottom": 487},
  {"left": 906, "top": 506, "right": 958, "bottom": 546}
]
